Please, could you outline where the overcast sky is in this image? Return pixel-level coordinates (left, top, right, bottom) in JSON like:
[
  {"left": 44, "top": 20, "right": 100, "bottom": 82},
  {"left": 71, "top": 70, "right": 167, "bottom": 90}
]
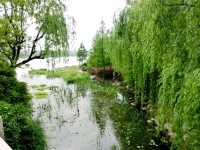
[{"left": 66, "top": 0, "right": 126, "bottom": 52}]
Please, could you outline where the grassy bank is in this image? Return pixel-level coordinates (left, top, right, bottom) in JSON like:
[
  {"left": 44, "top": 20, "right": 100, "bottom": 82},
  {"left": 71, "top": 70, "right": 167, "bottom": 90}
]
[
  {"left": 30, "top": 66, "right": 90, "bottom": 83},
  {"left": 0, "top": 61, "right": 47, "bottom": 150}
]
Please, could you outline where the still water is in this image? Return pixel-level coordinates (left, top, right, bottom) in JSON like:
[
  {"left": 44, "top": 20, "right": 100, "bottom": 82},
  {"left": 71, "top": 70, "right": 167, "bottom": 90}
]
[{"left": 16, "top": 58, "right": 159, "bottom": 150}]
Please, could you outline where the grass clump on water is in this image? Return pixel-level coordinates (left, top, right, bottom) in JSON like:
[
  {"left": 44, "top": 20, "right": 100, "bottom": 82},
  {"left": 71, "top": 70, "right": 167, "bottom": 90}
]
[
  {"left": 31, "top": 84, "right": 47, "bottom": 91},
  {"left": 30, "top": 66, "right": 90, "bottom": 83},
  {"left": 34, "top": 91, "right": 48, "bottom": 99}
]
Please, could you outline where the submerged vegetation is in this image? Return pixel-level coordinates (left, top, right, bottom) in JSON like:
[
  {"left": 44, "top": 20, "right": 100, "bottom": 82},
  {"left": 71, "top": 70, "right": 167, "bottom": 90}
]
[
  {"left": 88, "top": 0, "right": 200, "bottom": 149},
  {"left": 30, "top": 66, "right": 90, "bottom": 83}
]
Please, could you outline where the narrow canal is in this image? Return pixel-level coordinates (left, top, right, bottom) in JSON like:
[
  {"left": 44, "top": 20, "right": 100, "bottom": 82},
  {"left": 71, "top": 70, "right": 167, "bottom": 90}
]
[{"left": 16, "top": 59, "right": 160, "bottom": 150}]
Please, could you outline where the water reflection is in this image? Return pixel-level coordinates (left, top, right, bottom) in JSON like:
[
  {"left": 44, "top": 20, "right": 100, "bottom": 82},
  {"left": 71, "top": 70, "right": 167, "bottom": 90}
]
[
  {"left": 87, "top": 83, "right": 159, "bottom": 150},
  {"left": 17, "top": 69, "right": 159, "bottom": 150}
]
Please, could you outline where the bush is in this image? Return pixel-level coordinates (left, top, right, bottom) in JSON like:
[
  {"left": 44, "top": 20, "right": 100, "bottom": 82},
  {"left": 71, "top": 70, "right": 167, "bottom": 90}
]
[
  {"left": 0, "top": 61, "right": 30, "bottom": 104},
  {"left": 0, "top": 102, "right": 47, "bottom": 150},
  {"left": 0, "top": 61, "right": 47, "bottom": 150}
]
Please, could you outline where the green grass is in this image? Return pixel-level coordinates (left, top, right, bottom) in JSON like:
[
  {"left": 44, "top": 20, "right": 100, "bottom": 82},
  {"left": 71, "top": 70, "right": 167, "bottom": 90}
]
[
  {"left": 30, "top": 66, "right": 90, "bottom": 83},
  {"left": 34, "top": 91, "right": 48, "bottom": 99}
]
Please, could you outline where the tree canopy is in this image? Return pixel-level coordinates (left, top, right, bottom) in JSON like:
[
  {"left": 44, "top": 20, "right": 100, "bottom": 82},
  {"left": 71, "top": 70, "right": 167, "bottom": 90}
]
[
  {"left": 88, "top": 21, "right": 111, "bottom": 68},
  {"left": 0, "top": 0, "right": 68, "bottom": 67}
]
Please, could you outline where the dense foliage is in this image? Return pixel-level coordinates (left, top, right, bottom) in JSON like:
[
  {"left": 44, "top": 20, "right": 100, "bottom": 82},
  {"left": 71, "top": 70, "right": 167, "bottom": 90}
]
[
  {"left": 88, "top": 21, "right": 111, "bottom": 68},
  {"left": 88, "top": 0, "right": 200, "bottom": 149},
  {"left": 0, "top": 61, "right": 47, "bottom": 150},
  {"left": 0, "top": 62, "right": 30, "bottom": 104},
  {"left": 0, "top": 0, "right": 68, "bottom": 67}
]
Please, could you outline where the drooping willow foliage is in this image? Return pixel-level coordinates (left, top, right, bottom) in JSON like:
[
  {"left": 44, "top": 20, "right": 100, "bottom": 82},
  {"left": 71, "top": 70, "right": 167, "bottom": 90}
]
[{"left": 88, "top": 0, "right": 200, "bottom": 149}]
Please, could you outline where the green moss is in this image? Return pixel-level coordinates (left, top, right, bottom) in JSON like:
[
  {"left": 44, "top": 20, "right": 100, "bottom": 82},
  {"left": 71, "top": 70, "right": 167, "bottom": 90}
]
[{"left": 30, "top": 66, "right": 90, "bottom": 83}]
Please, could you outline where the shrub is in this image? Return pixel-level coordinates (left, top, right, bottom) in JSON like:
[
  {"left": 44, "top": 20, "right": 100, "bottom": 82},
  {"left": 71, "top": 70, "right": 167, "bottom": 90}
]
[{"left": 0, "top": 61, "right": 47, "bottom": 150}]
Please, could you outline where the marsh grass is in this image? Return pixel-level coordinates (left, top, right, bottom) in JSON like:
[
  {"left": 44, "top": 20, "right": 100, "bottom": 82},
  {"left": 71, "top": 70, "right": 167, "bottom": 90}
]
[{"left": 30, "top": 66, "right": 90, "bottom": 83}]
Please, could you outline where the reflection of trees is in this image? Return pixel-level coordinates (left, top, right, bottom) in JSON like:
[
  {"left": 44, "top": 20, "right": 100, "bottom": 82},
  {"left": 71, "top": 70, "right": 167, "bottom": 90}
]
[
  {"left": 91, "top": 94, "right": 107, "bottom": 135},
  {"left": 50, "top": 84, "right": 88, "bottom": 117},
  {"left": 89, "top": 82, "right": 158, "bottom": 150},
  {"left": 76, "top": 83, "right": 87, "bottom": 98},
  {"left": 44, "top": 82, "right": 159, "bottom": 150},
  {"left": 109, "top": 102, "right": 158, "bottom": 150},
  {"left": 90, "top": 86, "right": 116, "bottom": 136},
  {"left": 50, "top": 85, "right": 75, "bottom": 107}
]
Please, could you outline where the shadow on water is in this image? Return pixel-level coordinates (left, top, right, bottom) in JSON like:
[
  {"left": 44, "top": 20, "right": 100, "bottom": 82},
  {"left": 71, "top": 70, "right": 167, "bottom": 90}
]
[
  {"left": 86, "top": 83, "right": 160, "bottom": 150},
  {"left": 17, "top": 68, "right": 162, "bottom": 150}
]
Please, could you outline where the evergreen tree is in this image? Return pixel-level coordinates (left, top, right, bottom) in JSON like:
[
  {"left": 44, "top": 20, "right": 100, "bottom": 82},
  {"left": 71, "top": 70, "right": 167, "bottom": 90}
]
[
  {"left": 88, "top": 21, "right": 111, "bottom": 68},
  {"left": 77, "top": 43, "right": 87, "bottom": 64}
]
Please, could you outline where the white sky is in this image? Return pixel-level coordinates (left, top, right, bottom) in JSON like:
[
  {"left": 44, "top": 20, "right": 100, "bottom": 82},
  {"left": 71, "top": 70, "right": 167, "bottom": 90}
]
[{"left": 66, "top": 0, "right": 126, "bottom": 52}]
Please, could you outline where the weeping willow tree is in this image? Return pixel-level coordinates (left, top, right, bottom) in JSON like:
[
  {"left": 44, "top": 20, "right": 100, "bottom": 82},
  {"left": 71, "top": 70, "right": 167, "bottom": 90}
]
[
  {"left": 0, "top": 0, "right": 68, "bottom": 67},
  {"left": 88, "top": 0, "right": 200, "bottom": 149}
]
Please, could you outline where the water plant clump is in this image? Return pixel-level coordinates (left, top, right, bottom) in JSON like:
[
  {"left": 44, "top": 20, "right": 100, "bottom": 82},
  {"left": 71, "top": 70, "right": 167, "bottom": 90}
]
[
  {"left": 31, "top": 84, "right": 47, "bottom": 90},
  {"left": 34, "top": 91, "right": 48, "bottom": 99}
]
